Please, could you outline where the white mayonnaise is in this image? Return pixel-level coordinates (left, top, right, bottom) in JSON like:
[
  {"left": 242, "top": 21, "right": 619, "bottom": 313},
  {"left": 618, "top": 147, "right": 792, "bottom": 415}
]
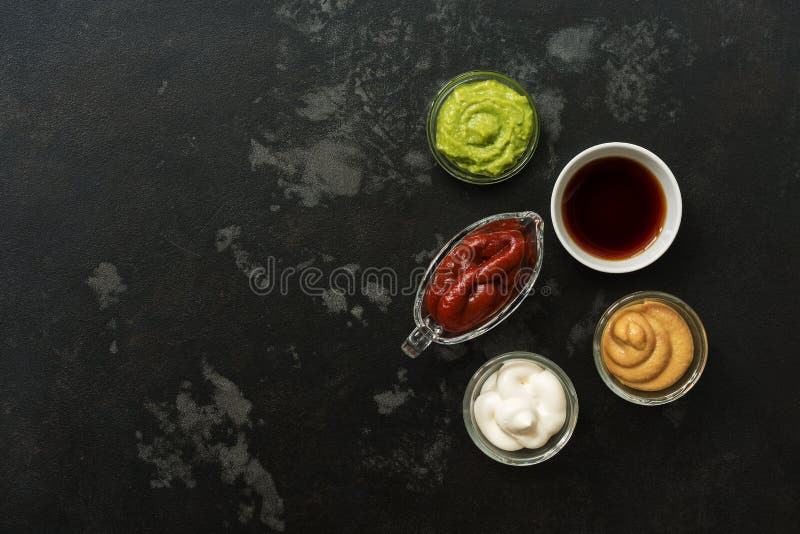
[{"left": 473, "top": 360, "right": 567, "bottom": 451}]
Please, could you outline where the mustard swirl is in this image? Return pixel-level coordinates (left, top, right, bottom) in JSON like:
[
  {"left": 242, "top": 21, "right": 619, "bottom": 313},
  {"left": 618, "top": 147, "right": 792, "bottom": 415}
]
[{"left": 601, "top": 300, "right": 694, "bottom": 391}]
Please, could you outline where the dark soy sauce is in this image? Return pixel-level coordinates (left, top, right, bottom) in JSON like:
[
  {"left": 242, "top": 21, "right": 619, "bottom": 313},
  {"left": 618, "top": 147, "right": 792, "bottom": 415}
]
[{"left": 562, "top": 156, "right": 666, "bottom": 260}]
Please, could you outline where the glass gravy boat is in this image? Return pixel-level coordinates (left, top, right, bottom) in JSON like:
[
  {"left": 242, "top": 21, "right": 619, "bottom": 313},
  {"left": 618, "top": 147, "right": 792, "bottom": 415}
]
[{"left": 402, "top": 211, "right": 544, "bottom": 358}]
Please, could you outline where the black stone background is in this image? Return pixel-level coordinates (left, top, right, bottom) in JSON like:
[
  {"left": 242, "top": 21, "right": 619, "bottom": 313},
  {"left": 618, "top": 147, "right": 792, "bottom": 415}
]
[{"left": 1, "top": 1, "right": 798, "bottom": 532}]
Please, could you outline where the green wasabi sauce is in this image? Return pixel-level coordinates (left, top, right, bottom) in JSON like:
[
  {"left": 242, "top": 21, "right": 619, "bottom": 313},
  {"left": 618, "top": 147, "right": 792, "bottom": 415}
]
[{"left": 435, "top": 79, "right": 534, "bottom": 177}]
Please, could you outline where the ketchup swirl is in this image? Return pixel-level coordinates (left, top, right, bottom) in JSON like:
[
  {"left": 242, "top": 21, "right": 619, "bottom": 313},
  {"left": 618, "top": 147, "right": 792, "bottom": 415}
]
[{"left": 425, "top": 224, "right": 527, "bottom": 333}]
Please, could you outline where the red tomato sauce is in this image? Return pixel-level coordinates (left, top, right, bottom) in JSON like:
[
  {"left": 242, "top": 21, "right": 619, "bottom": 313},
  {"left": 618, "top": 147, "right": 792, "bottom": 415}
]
[{"left": 425, "top": 220, "right": 533, "bottom": 333}]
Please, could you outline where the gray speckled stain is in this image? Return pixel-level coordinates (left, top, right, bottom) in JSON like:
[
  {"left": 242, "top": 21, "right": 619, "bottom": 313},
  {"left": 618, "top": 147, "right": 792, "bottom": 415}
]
[
  {"left": 601, "top": 20, "right": 696, "bottom": 122},
  {"left": 286, "top": 344, "right": 301, "bottom": 369},
  {"left": 547, "top": 23, "right": 602, "bottom": 68},
  {"left": 250, "top": 138, "right": 365, "bottom": 208},
  {"left": 320, "top": 288, "right": 348, "bottom": 314},
  {"left": 215, "top": 225, "right": 266, "bottom": 280},
  {"left": 274, "top": 0, "right": 355, "bottom": 39},
  {"left": 296, "top": 82, "right": 348, "bottom": 122},
  {"left": 362, "top": 281, "right": 392, "bottom": 313},
  {"left": 360, "top": 378, "right": 452, "bottom": 492},
  {"left": 534, "top": 88, "right": 566, "bottom": 144},
  {"left": 136, "top": 360, "right": 284, "bottom": 531},
  {"left": 532, "top": 87, "right": 567, "bottom": 168},
  {"left": 349, "top": 304, "right": 364, "bottom": 321},
  {"left": 86, "top": 262, "right": 126, "bottom": 310},
  {"left": 373, "top": 367, "right": 414, "bottom": 414},
  {"left": 403, "top": 148, "right": 434, "bottom": 186}
]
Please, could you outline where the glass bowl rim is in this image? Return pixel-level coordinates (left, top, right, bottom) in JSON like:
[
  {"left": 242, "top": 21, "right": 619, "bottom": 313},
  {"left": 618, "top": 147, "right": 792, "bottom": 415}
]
[
  {"left": 412, "top": 211, "right": 544, "bottom": 345},
  {"left": 462, "top": 351, "right": 579, "bottom": 465},
  {"left": 592, "top": 290, "right": 708, "bottom": 405},
  {"left": 426, "top": 70, "right": 540, "bottom": 185}
]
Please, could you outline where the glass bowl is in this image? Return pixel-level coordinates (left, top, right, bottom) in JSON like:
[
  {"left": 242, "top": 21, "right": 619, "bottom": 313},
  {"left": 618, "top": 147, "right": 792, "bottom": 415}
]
[
  {"left": 426, "top": 71, "right": 540, "bottom": 184},
  {"left": 401, "top": 211, "right": 544, "bottom": 358},
  {"left": 463, "top": 352, "right": 579, "bottom": 466},
  {"left": 593, "top": 291, "right": 708, "bottom": 405}
]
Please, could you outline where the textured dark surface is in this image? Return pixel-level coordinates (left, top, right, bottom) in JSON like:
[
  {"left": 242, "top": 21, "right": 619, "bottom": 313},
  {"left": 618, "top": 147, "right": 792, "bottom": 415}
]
[{"left": 1, "top": 1, "right": 799, "bottom": 532}]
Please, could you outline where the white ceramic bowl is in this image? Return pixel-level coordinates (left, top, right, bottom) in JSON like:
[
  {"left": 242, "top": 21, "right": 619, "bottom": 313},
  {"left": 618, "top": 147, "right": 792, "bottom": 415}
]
[{"left": 550, "top": 142, "right": 682, "bottom": 273}]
